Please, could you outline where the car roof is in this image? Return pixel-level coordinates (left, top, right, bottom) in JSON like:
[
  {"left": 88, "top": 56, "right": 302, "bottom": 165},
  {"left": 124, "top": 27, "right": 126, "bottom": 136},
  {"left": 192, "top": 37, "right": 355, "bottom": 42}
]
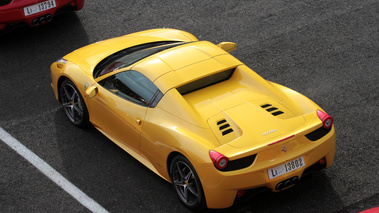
[
  {"left": 63, "top": 29, "right": 198, "bottom": 76},
  {"left": 64, "top": 36, "right": 172, "bottom": 75}
]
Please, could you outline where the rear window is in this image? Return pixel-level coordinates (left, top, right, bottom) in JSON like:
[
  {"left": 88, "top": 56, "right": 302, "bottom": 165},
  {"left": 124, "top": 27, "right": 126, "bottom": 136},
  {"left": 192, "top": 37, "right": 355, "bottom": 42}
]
[{"left": 177, "top": 68, "right": 235, "bottom": 95}]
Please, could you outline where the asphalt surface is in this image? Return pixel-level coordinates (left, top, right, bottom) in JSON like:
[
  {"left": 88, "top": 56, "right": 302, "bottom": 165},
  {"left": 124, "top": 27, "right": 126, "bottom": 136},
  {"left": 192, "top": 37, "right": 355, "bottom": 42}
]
[{"left": 1, "top": 0, "right": 378, "bottom": 212}]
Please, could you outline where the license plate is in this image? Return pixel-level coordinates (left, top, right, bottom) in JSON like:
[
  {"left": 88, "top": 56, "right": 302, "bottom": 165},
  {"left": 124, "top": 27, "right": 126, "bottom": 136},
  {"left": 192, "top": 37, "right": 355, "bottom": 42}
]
[
  {"left": 268, "top": 156, "right": 305, "bottom": 179},
  {"left": 24, "top": 0, "right": 56, "bottom": 16}
]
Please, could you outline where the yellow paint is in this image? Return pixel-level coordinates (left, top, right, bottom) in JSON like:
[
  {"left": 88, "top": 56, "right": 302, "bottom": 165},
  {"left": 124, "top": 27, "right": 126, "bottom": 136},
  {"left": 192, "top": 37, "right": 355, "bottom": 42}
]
[{"left": 51, "top": 29, "right": 336, "bottom": 209}]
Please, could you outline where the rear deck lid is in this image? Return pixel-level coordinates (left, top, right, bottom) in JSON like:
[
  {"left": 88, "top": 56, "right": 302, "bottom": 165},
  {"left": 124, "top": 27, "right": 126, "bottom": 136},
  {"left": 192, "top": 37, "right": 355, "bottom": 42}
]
[{"left": 207, "top": 101, "right": 305, "bottom": 147}]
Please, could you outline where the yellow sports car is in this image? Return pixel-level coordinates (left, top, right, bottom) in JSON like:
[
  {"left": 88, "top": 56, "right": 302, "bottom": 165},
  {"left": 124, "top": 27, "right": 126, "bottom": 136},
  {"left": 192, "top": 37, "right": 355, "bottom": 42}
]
[{"left": 50, "top": 29, "right": 335, "bottom": 210}]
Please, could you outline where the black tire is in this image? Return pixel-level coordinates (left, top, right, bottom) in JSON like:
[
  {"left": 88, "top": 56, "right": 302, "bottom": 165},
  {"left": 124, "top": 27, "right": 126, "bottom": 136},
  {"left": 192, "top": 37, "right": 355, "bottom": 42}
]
[
  {"left": 59, "top": 79, "right": 90, "bottom": 128},
  {"left": 170, "top": 155, "right": 206, "bottom": 211}
]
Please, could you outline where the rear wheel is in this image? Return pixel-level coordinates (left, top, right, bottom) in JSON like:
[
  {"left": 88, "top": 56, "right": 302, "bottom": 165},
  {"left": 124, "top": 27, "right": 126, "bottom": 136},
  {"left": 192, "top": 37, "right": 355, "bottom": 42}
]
[
  {"left": 170, "top": 155, "right": 206, "bottom": 211},
  {"left": 60, "top": 79, "right": 89, "bottom": 127}
]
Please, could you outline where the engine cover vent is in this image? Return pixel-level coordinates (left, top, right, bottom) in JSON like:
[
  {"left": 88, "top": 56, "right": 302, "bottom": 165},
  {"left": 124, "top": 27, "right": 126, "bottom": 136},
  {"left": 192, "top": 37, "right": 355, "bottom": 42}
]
[
  {"left": 261, "top": 104, "right": 284, "bottom": 116},
  {"left": 217, "top": 119, "right": 234, "bottom": 136}
]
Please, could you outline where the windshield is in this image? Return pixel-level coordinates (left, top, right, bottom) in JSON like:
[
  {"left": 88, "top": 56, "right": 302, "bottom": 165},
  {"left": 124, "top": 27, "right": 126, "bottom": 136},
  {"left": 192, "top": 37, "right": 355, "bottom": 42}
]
[{"left": 93, "top": 41, "right": 186, "bottom": 78}]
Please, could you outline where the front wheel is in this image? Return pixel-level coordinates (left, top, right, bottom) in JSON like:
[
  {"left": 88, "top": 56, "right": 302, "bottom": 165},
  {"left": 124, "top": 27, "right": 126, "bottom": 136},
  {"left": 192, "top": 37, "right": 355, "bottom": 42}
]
[
  {"left": 59, "top": 79, "right": 89, "bottom": 128},
  {"left": 170, "top": 155, "right": 206, "bottom": 211}
]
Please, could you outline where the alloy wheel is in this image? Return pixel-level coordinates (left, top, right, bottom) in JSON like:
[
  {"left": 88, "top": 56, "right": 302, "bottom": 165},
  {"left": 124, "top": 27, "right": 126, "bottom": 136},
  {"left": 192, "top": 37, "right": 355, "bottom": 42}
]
[
  {"left": 61, "top": 82, "right": 84, "bottom": 125},
  {"left": 172, "top": 160, "right": 202, "bottom": 207}
]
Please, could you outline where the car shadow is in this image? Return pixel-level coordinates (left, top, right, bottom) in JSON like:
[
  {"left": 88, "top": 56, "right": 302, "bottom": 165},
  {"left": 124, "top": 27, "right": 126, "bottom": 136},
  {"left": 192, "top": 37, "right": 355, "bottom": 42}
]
[
  {"left": 0, "top": 12, "right": 89, "bottom": 125},
  {"left": 0, "top": 12, "right": 89, "bottom": 61},
  {"left": 52, "top": 109, "right": 189, "bottom": 212},
  {"left": 203, "top": 171, "right": 344, "bottom": 213}
]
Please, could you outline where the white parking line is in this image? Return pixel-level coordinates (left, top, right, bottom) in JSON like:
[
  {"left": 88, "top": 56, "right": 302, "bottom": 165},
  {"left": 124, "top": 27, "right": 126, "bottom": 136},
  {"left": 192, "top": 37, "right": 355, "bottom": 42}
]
[{"left": 0, "top": 127, "right": 109, "bottom": 213}]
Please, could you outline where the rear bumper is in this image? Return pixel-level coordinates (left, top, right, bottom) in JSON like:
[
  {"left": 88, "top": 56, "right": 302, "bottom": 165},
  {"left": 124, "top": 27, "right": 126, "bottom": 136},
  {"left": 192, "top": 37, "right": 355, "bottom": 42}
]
[
  {"left": 197, "top": 127, "right": 336, "bottom": 209},
  {"left": 0, "top": 0, "right": 84, "bottom": 32}
]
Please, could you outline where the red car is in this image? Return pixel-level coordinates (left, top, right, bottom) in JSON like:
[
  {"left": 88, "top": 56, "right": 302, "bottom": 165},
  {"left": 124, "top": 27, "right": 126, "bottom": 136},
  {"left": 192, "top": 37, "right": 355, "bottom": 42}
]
[{"left": 0, "top": 0, "right": 84, "bottom": 32}]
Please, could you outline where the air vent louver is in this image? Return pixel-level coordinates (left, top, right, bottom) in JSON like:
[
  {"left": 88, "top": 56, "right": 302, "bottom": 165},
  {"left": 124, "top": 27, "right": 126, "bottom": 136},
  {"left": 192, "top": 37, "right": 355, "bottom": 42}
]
[
  {"left": 261, "top": 104, "right": 284, "bottom": 116},
  {"left": 266, "top": 107, "right": 278, "bottom": 112},
  {"left": 217, "top": 119, "right": 234, "bottom": 136},
  {"left": 272, "top": 111, "right": 284, "bottom": 116}
]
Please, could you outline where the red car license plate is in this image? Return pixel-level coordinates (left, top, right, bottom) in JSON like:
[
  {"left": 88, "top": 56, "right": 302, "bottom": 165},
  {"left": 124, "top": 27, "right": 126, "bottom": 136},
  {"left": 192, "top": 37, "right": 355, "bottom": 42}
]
[{"left": 24, "top": 0, "right": 56, "bottom": 16}]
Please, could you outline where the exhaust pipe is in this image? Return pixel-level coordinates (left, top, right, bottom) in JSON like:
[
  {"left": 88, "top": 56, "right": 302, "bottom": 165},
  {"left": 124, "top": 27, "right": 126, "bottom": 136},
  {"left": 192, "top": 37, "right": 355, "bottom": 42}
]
[
  {"left": 284, "top": 180, "right": 292, "bottom": 188},
  {"left": 292, "top": 176, "right": 299, "bottom": 184},
  {"left": 276, "top": 182, "right": 284, "bottom": 190},
  {"left": 32, "top": 14, "right": 52, "bottom": 26},
  {"left": 275, "top": 176, "right": 299, "bottom": 191},
  {"left": 39, "top": 16, "right": 46, "bottom": 24},
  {"left": 32, "top": 18, "right": 39, "bottom": 26},
  {"left": 46, "top": 14, "right": 52, "bottom": 22}
]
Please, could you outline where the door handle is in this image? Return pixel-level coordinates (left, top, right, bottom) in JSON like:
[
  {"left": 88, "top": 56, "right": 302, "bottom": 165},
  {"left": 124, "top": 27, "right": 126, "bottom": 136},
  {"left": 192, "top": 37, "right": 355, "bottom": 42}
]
[
  {"left": 85, "top": 86, "right": 98, "bottom": 98},
  {"left": 135, "top": 119, "right": 142, "bottom": 125}
]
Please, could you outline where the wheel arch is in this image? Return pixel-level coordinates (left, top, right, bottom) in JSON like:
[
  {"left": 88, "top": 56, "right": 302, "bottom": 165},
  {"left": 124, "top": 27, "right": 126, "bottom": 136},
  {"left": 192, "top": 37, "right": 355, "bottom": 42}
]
[
  {"left": 165, "top": 141, "right": 213, "bottom": 178},
  {"left": 57, "top": 75, "right": 70, "bottom": 103},
  {"left": 166, "top": 151, "right": 183, "bottom": 176},
  {"left": 57, "top": 76, "right": 91, "bottom": 127},
  {"left": 57, "top": 74, "right": 91, "bottom": 108}
]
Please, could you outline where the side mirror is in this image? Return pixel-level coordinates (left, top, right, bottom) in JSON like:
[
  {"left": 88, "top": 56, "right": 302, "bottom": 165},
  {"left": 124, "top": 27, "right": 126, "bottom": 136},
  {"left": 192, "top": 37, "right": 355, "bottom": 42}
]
[
  {"left": 86, "top": 86, "right": 98, "bottom": 98},
  {"left": 217, "top": 42, "right": 237, "bottom": 52}
]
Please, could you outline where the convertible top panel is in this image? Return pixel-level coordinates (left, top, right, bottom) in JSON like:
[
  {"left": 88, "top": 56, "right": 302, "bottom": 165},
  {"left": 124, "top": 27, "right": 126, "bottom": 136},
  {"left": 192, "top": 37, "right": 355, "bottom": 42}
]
[{"left": 63, "top": 29, "right": 199, "bottom": 76}]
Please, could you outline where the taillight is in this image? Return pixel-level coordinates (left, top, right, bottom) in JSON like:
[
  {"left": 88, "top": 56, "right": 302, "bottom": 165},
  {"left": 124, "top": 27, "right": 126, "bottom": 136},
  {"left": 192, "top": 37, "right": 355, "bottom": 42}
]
[
  {"left": 319, "top": 157, "right": 326, "bottom": 165},
  {"left": 209, "top": 150, "right": 229, "bottom": 170},
  {"left": 236, "top": 190, "right": 246, "bottom": 198},
  {"left": 317, "top": 110, "right": 333, "bottom": 129},
  {"left": 0, "top": 24, "right": 6, "bottom": 30}
]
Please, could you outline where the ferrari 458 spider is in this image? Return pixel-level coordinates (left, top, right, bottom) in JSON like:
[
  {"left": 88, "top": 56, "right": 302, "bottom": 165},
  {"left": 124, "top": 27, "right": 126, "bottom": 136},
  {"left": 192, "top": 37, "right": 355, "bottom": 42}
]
[
  {"left": 0, "top": 0, "right": 84, "bottom": 32},
  {"left": 50, "top": 29, "right": 335, "bottom": 210}
]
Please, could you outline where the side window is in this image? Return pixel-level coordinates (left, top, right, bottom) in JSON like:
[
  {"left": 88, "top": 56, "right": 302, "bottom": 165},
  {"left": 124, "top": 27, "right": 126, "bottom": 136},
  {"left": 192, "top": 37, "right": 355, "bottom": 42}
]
[{"left": 100, "top": 71, "right": 160, "bottom": 107}]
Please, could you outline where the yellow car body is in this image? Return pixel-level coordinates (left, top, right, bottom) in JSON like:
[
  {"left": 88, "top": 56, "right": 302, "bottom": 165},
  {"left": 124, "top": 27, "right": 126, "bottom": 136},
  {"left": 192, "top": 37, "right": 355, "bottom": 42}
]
[{"left": 50, "top": 29, "right": 335, "bottom": 210}]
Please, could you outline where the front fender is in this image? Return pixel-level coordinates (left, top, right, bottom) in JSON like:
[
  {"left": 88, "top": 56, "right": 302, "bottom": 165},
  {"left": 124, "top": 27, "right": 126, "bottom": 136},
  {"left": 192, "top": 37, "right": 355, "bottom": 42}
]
[{"left": 50, "top": 61, "right": 95, "bottom": 108}]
